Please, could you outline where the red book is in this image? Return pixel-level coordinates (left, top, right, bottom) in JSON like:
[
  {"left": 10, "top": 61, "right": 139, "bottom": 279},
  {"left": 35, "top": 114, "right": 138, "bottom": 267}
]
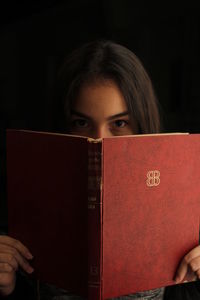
[{"left": 6, "top": 130, "right": 200, "bottom": 299}]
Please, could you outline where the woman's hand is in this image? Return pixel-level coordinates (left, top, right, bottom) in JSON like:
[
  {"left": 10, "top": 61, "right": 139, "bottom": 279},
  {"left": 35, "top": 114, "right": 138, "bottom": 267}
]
[
  {"left": 0, "top": 235, "right": 34, "bottom": 296},
  {"left": 175, "top": 245, "right": 200, "bottom": 283}
]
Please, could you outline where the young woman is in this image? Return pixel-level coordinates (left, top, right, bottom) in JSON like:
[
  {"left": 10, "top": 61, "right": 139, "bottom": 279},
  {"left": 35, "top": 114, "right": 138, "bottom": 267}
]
[{"left": 0, "top": 40, "right": 200, "bottom": 299}]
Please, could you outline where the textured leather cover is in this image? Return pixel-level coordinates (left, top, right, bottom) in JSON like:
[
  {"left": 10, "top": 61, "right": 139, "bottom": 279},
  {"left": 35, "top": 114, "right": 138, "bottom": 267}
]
[
  {"left": 6, "top": 131, "right": 200, "bottom": 299},
  {"left": 7, "top": 131, "right": 89, "bottom": 296},
  {"left": 102, "top": 134, "right": 200, "bottom": 298}
]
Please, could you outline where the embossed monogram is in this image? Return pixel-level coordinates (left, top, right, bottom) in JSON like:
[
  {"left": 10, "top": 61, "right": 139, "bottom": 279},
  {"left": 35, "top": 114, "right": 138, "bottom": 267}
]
[{"left": 146, "top": 170, "right": 160, "bottom": 187}]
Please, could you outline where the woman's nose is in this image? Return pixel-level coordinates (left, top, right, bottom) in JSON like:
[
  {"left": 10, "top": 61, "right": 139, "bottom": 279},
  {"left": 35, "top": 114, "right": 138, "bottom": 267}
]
[{"left": 91, "top": 126, "right": 111, "bottom": 139}]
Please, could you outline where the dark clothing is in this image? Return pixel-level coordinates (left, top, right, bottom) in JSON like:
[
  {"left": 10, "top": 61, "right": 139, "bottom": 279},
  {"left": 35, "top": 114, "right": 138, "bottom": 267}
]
[{"left": 2, "top": 272, "right": 200, "bottom": 300}]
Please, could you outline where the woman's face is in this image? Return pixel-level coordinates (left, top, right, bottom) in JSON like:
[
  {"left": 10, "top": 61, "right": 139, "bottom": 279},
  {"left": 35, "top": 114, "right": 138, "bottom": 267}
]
[{"left": 69, "top": 80, "right": 134, "bottom": 138}]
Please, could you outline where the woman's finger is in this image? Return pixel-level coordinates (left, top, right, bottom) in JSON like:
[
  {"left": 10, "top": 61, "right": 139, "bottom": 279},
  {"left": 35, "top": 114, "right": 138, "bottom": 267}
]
[
  {"left": 0, "top": 236, "right": 33, "bottom": 260},
  {"left": 189, "top": 256, "right": 200, "bottom": 273},
  {"left": 183, "top": 265, "right": 198, "bottom": 282},
  {"left": 0, "top": 271, "right": 16, "bottom": 296},
  {"left": 0, "top": 262, "right": 14, "bottom": 273},
  {"left": 0, "top": 253, "right": 33, "bottom": 274},
  {"left": 175, "top": 245, "right": 200, "bottom": 283},
  {"left": 0, "top": 253, "right": 18, "bottom": 271}
]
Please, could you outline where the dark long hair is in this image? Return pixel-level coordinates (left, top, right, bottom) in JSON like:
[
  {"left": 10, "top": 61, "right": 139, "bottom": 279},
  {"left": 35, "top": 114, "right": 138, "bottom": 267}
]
[
  {"left": 54, "top": 40, "right": 161, "bottom": 134},
  {"left": 53, "top": 40, "right": 200, "bottom": 299}
]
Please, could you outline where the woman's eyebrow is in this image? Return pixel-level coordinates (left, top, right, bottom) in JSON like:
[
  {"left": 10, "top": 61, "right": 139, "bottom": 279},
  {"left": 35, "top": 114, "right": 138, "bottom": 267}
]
[
  {"left": 107, "top": 111, "right": 129, "bottom": 121},
  {"left": 71, "top": 110, "right": 92, "bottom": 120},
  {"left": 71, "top": 110, "right": 129, "bottom": 120}
]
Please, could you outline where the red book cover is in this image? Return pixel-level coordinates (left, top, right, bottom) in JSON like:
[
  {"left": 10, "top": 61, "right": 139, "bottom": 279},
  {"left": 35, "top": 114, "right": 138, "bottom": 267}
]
[{"left": 6, "top": 130, "right": 200, "bottom": 299}]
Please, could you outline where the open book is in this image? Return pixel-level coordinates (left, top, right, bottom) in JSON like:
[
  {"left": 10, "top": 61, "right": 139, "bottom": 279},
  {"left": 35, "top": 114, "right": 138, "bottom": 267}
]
[{"left": 6, "top": 130, "right": 200, "bottom": 299}]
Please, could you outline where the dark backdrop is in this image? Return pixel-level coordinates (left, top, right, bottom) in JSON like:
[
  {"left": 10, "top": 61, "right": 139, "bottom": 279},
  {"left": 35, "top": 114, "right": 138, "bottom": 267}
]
[{"left": 1, "top": 0, "right": 200, "bottom": 230}]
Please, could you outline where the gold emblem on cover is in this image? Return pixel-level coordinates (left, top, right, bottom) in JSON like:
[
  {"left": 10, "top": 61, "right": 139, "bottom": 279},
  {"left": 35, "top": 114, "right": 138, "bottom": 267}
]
[{"left": 146, "top": 170, "right": 160, "bottom": 187}]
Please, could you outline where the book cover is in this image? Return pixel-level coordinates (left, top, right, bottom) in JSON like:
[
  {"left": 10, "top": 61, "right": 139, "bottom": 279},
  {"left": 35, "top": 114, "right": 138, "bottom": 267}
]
[{"left": 6, "top": 130, "right": 200, "bottom": 299}]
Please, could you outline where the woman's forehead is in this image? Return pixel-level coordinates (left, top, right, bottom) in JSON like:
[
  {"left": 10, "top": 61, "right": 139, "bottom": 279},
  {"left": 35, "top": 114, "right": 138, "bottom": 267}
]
[{"left": 72, "top": 80, "right": 128, "bottom": 120}]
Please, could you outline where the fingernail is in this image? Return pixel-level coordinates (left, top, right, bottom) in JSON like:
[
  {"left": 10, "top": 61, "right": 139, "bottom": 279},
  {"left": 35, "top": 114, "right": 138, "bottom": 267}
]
[
  {"left": 28, "top": 266, "right": 34, "bottom": 273},
  {"left": 27, "top": 252, "right": 33, "bottom": 259},
  {"left": 174, "top": 276, "right": 180, "bottom": 284}
]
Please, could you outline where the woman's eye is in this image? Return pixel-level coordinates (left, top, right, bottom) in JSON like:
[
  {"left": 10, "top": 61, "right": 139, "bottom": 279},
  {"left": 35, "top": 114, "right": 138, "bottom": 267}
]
[
  {"left": 114, "top": 120, "right": 128, "bottom": 128},
  {"left": 72, "top": 119, "right": 89, "bottom": 128}
]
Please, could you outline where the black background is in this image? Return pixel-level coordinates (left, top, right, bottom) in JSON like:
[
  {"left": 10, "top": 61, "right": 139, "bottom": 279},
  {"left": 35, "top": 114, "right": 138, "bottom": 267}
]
[{"left": 1, "top": 1, "right": 200, "bottom": 229}]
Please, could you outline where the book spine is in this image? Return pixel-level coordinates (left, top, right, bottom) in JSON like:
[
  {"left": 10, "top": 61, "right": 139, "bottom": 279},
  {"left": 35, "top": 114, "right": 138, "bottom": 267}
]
[{"left": 88, "top": 141, "right": 102, "bottom": 300}]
